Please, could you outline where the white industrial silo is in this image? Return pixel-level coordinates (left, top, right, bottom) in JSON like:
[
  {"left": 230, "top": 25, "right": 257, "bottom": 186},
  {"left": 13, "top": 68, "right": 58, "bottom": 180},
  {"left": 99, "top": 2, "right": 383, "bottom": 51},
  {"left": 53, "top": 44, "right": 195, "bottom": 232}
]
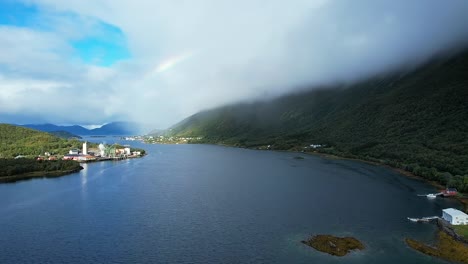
[{"left": 82, "top": 141, "right": 88, "bottom": 155}]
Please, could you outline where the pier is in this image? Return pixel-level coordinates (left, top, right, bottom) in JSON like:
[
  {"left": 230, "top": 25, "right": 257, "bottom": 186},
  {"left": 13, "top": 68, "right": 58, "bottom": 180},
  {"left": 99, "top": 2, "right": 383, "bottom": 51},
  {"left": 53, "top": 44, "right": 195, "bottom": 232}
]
[{"left": 407, "top": 216, "right": 439, "bottom": 223}]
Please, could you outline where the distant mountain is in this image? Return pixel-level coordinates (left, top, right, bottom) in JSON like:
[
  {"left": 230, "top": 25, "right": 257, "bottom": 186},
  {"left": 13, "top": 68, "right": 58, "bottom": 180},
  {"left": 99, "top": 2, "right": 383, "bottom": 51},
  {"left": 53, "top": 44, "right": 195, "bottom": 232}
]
[
  {"left": 48, "top": 130, "right": 82, "bottom": 139},
  {"left": 89, "top": 122, "right": 141, "bottom": 136},
  {"left": 168, "top": 48, "right": 468, "bottom": 192},
  {"left": 21, "top": 122, "right": 142, "bottom": 136},
  {"left": 22, "top": 124, "right": 90, "bottom": 135}
]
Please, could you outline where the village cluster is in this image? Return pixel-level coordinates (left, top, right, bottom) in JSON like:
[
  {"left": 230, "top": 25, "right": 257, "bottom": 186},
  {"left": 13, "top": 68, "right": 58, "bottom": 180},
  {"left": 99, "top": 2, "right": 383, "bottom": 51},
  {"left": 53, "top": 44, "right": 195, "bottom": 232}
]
[{"left": 37, "top": 142, "right": 142, "bottom": 162}]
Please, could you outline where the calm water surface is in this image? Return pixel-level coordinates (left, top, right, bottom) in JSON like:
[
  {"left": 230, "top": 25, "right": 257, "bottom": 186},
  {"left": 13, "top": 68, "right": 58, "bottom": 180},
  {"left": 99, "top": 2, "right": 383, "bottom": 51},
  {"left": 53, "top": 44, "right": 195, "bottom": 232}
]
[{"left": 0, "top": 142, "right": 462, "bottom": 263}]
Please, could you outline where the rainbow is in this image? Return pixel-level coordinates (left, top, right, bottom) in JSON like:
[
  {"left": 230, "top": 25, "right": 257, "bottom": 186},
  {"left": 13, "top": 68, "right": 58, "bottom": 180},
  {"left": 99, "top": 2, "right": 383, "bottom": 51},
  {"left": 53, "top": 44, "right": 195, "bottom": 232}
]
[{"left": 153, "top": 52, "right": 193, "bottom": 73}]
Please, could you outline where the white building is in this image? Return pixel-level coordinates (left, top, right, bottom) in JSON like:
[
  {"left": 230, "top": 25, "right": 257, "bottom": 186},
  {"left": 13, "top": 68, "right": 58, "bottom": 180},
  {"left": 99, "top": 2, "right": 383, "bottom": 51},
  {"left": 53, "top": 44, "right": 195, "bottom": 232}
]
[
  {"left": 69, "top": 149, "right": 80, "bottom": 155},
  {"left": 82, "top": 141, "right": 88, "bottom": 155},
  {"left": 442, "top": 208, "right": 468, "bottom": 225},
  {"left": 124, "top": 147, "right": 131, "bottom": 155}
]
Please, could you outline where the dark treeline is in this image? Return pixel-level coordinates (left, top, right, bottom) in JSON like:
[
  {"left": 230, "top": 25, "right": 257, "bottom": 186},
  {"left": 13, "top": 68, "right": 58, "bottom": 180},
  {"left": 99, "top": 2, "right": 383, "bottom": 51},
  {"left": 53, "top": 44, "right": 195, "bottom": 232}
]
[{"left": 0, "top": 159, "right": 82, "bottom": 177}]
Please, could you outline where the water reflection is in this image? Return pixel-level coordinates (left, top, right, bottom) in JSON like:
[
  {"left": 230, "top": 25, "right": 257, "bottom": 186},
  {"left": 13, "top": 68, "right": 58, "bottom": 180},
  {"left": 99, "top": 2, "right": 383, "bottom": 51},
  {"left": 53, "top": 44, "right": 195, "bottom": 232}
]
[{"left": 80, "top": 163, "right": 88, "bottom": 187}]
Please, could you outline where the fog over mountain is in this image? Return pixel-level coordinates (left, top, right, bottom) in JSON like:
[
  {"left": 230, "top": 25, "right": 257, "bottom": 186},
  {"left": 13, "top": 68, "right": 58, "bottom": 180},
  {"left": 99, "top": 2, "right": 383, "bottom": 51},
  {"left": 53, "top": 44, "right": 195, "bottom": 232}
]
[{"left": 0, "top": 0, "right": 467, "bottom": 128}]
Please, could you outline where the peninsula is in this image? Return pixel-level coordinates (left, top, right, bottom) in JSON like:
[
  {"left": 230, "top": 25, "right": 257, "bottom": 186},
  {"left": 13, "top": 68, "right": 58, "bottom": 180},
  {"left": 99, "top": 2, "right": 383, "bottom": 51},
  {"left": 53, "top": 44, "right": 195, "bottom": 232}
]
[{"left": 0, "top": 124, "right": 145, "bottom": 183}]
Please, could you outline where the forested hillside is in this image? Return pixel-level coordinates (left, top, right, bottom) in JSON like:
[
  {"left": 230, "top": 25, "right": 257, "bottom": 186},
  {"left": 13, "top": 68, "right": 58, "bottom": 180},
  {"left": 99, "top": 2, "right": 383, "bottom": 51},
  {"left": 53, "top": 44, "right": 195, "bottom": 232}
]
[
  {"left": 168, "top": 49, "right": 468, "bottom": 192},
  {"left": 0, "top": 124, "right": 83, "bottom": 158}
]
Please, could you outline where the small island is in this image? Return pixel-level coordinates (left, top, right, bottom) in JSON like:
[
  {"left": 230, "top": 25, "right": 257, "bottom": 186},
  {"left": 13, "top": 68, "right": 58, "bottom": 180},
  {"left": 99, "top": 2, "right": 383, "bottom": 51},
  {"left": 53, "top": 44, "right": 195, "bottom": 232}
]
[{"left": 301, "top": 234, "right": 365, "bottom": 256}]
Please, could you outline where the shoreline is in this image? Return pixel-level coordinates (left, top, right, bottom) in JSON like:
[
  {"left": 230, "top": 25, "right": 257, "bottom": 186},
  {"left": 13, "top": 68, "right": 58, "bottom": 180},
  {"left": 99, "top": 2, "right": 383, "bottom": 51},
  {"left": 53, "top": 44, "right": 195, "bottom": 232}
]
[
  {"left": 0, "top": 155, "right": 146, "bottom": 184},
  {"left": 0, "top": 167, "right": 83, "bottom": 183},
  {"left": 304, "top": 151, "right": 468, "bottom": 212},
  {"left": 160, "top": 141, "right": 468, "bottom": 211},
  {"left": 405, "top": 219, "right": 468, "bottom": 263},
  {"left": 274, "top": 147, "right": 468, "bottom": 211}
]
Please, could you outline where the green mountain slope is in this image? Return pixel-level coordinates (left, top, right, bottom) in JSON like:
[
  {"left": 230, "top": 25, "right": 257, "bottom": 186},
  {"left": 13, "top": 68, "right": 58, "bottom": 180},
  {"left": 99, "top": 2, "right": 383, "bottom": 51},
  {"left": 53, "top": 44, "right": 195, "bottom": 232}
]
[
  {"left": 169, "top": 50, "right": 468, "bottom": 192},
  {"left": 49, "top": 130, "right": 82, "bottom": 139},
  {"left": 0, "top": 124, "right": 83, "bottom": 158}
]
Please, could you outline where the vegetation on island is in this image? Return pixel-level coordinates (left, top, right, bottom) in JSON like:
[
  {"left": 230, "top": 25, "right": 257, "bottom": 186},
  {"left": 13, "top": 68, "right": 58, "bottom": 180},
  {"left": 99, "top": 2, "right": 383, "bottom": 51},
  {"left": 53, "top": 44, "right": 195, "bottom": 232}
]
[
  {"left": 453, "top": 225, "right": 468, "bottom": 239},
  {"left": 0, "top": 159, "right": 82, "bottom": 183},
  {"left": 165, "top": 48, "right": 468, "bottom": 193},
  {"left": 301, "top": 235, "right": 364, "bottom": 256},
  {"left": 406, "top": 231, "right": 468, "bottom": 263}
]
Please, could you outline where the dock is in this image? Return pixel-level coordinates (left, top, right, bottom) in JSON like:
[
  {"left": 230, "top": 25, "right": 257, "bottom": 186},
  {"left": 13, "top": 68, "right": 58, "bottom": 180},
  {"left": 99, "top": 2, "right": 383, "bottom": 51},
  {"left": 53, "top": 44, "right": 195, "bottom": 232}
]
[{"left": 407, "top": 216, "right": 439, "bottom": 223}]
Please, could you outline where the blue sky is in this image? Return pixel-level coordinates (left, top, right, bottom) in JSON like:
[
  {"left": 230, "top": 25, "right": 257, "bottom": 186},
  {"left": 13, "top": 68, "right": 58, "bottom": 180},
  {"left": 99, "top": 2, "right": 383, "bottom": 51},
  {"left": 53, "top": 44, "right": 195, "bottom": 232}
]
[
  {"left": 0, "top": 0, "right": 37, "bottom": 27},
  {"left": 0, "top": 0, "right": 130, "bottom": 66},
  {"left": 0, "top": 0, "right": 467, "bottom": 128},
  {"left": 70, "top": 24, "right": 131, "bottom": 66}
]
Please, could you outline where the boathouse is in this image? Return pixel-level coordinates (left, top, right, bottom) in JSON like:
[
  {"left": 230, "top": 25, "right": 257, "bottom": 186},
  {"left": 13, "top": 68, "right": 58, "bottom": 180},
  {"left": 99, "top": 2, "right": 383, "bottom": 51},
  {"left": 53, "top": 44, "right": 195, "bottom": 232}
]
[
  {"left": 442, "top": 188, "right": 458, "bottom": 197},
  {"left": 442, "top": 208, "right": 468, "bottom": 225}
]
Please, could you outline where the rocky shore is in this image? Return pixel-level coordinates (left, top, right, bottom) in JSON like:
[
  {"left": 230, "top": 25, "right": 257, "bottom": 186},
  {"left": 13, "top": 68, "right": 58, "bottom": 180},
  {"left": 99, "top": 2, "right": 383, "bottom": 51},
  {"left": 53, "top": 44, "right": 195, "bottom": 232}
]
[{"left": 405, "top": 219, "right": 468, "bottom": 263}]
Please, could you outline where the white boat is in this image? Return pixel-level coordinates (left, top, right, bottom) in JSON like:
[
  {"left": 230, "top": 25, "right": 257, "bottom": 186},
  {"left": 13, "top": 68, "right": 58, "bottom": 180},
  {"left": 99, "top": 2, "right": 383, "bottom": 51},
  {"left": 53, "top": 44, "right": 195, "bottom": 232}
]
[
  {"left": 407, "top": 217, "right": 418, "bottom": 222},
  {"left": 426, "top": 194, "right": 437, "bottom": 199}
]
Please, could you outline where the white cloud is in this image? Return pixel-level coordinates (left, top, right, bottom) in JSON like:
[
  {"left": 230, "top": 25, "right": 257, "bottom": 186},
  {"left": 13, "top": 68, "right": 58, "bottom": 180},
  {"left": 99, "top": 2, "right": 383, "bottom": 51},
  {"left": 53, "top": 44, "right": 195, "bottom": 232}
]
[{"left": 1, "top": 0, "right": 468, "bottom": 129}]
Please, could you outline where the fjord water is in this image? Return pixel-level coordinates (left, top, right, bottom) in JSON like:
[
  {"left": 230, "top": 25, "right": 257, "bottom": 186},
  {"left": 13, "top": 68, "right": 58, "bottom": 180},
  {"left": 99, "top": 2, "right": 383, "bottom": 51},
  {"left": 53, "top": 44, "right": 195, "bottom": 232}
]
[{"left": 0, "top": 143, "right": 461, "bottom": 264}]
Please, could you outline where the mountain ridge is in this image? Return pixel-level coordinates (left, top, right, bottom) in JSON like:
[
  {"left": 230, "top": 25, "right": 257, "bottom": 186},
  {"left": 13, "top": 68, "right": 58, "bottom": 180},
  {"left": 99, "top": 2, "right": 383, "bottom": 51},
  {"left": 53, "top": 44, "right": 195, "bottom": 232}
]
[
  {"left": 167, "top": 48, "right": 468, "bottom": 192},
  {"left": 21, "top": 121, "right": 142, "bottom": 136}
]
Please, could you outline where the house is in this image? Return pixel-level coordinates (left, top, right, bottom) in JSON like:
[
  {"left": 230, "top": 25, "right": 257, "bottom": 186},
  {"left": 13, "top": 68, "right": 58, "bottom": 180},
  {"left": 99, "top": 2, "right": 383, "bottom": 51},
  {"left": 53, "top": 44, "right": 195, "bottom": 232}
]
[
  {"left": 69, "top": 149, "right": 80, "bottom": 155},
  {"left": 124, "top": 147, "right": 131, "bottom": 155},
  {"left": 442, "top": 188, "right": 458, "bottom": 197},
  {"left": 442, "top": 208, "right": 468, "bottom": 225},
  {"left": 116, "top": 149, "right": 126, "bottom": 155}
]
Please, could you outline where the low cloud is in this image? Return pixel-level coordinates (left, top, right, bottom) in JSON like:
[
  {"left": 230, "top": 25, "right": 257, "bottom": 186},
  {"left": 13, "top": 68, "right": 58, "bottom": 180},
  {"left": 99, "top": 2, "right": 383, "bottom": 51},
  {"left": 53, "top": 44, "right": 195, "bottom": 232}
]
[{"left": 1, "top": 0, "right": 467, "bottom": 129}]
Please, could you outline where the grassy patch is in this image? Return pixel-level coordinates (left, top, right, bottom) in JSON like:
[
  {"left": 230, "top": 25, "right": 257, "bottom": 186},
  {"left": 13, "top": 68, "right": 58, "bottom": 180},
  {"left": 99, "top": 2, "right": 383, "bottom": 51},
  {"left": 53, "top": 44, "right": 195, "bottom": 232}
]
[
  {"left": 453, "top": 225, "right": 468, "bottom": 238},
  {"left": 406, "top": 231, "right": 468, "bottom": 263},
  {"left": 302, "top": 235, "right": 365, "bottom": 257}
]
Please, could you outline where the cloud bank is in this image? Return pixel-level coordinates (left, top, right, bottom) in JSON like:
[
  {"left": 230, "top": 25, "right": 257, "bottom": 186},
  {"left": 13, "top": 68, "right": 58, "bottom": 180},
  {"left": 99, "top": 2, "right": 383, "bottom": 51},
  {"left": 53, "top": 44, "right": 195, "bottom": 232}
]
[{"left": 1, "top": 0, "right": 467, "bottom": 129}]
